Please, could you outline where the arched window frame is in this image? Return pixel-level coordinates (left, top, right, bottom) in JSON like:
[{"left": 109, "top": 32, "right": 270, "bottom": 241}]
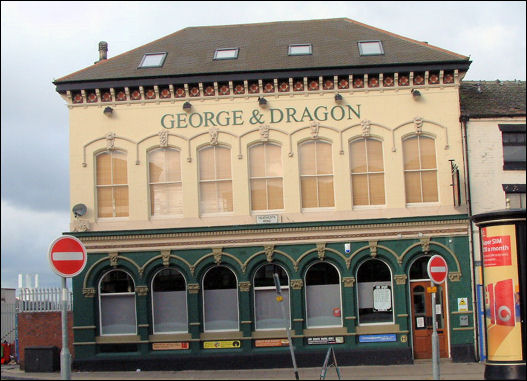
[
  {"left": 402, "top": 134, "right": 438, "bottom": 204},
  {"left": 147, "top": 147, "right": 183, "bottom": 217},
  {"left": 298, "top": 139, "right": 335, "bottom": 209},
  {"left": 198, "top": 145, "right": 233, "bottom": 215},
  {"left": 98, "top": 269, "right": 137, "bottom": 336},
  {"left": 150, "top": 267, "right": 188, "bottom": 334},
  {"left": 252, "top": 263, "right": 290, "bottom": 330},
  {"left": 349, "top": 137, "right": 386, "bottom": 206},
  {"left": 356, "top": 258, "right": 394, "bottom": 326},
  {"left": 248, "top": 142, "right": 284, "bottom": 211},
  {"left": 304, "top": 261, "right": 343, "bottom": 328},
  {"left": 95, "top": 150, "right": 129, "bottom": 218},
  {"left": 202, "top": 265, "right": 239, "bottom": 332}
]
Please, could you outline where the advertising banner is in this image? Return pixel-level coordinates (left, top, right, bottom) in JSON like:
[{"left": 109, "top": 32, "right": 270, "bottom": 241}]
[
  {"left": 482, "top": 224, "right": 522, "bottom": 362},
  {"left": 203, "top": 340, "right": 241, "bottom": 349},
  {"left": 152, "top": 342, "right": 189, "bottom": 350}
]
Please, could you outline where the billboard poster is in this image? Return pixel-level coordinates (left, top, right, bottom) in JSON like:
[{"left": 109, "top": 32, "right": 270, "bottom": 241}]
[{"left": 481, "top": 224, "right": 522, "bottom": 362}]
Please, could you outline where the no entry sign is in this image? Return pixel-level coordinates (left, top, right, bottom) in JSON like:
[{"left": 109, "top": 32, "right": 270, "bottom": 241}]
[
  {"left": 427, "top": 255, "right": 448, "bottom": 284},
  {"left": 48, "top": 235, "right": 87, "bottom": 278}
]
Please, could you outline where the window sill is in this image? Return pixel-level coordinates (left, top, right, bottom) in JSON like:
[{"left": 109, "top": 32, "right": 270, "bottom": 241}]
[
  {"left": 200, "top": 331, "right": 244, "bottom": 341},
  {"left": 149, "top": 333, "right": 191, "bottom": 342},
  {"left": 405, "top": 202, "right": 440, "bottom": 207},
  {"left": 95, "top": 335, "right": 141, "bottom": 344},
  {"left": 303, "top": 327, "right": 347, "bottom": 336},
  {"left": 252, "top": 330, "right": 295, "bottom": 339},
  {"left": 355, "top": 323, "right": 400, "bottom": 335}
]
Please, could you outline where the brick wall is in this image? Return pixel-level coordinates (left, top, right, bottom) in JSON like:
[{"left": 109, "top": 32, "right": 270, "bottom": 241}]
[{"left": 17, "top": 312, "right": 73, "bottom": 369}]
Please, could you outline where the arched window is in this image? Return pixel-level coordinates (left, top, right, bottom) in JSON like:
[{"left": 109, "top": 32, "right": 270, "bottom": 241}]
[
  {"left": 350, "top": 138, "right": 385, "bottom": 205},
  {"left": 403, "top": 135, "right": 438, "bottom": 203},
  {"left": 253, "top": 264, "right": 289, "bottom": 330},
  {"left": 151, "top": 268, "right": 187, "bottom": 334},
  {"left": 99, "top": 270, "right": 136, "bottom": 335},
  {"left": 96, "top": 150, "right": 128, "bottom": 217},
  {"left": 198, "top": 146, "right": 233, "bottom": 214},
  {"left": 357, "top": 259, "right": 393, "bottom": 324},
  {"left": 299, "top": 140, "right": 335, "bottom": 208},
  {"left": 148, "top": 148, "right": 183, "bottom": 216},
  {"left": 305, "top": 262, "right": 342, "bottom": 327},
  {"left": 409, "top": 255, "right": 432, "bottom": 280},
  {"left": 203, "top": 266, "right": 238, "bottom": 331},
  {"left": 249, "top": 143, "right": 284, "bottom": 211}
]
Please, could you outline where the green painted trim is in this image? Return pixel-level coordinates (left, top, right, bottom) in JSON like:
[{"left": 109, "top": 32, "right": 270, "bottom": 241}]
[
  {"left": 73, "top": 326, "right": 96, "bottom": 330},
  {"left": 451, "top": 310, "right": 473, "bottom": 315},
  {"left": 149, "top": 333, "right": 192, "bottom": 342},
  {"left": 453, "top": 327, "right": 474, "bottom": 331},
  {"left": 95, "top": 335, "right": 143, "bottom": 344},
  {"left": 252, "top": 330, "right": 296, "bottom": 339},
  {"left": 355, "top": 324, "right": 400, "bottom": 334},
  {"left": 68, "top": 214, "right": 469, "bottom": 238},
  {"left": 397, "top": 314, "right": 409, "bottom": 318},
  {"left": 73, "top": 342, "right": 96, "bottom": 346}
]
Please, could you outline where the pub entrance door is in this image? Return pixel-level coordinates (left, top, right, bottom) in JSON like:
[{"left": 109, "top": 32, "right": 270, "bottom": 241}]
[{"left": 410, "top": 256, "right": 449, "bottom": 359}]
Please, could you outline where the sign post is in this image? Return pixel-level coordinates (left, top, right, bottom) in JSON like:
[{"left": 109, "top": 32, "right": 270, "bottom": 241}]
[
  {"left": 48, "top": 235, "right": 87, "bottom": 381},
  {"left": 273, "top": 273, "right": 299, "bottom": 380},
  {"left": 427, "top": 255, "right": 448, "bottom": 381}
]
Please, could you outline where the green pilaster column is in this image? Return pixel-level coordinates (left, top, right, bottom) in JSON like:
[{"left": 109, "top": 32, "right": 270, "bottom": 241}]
[
  {"left": 393, "top": 274, "right": 410, "bottom": 344},
  {"left": 290, "top": 279, "right": 304, "bottom": 341},
  {"left": 135, "top": 285, "right": 150, "bottom": 355},
  {"left": 342, "top": 277, "right": 357, "bottom": 336},
  {"left": 76, "top": 288, "right": 97, "bottom": 358},
  {"left": 187, "top": 283, "right": 202, "bottom": 351},
  {"left": 238, "top": 281, "right": 252, "bottom": 352}
]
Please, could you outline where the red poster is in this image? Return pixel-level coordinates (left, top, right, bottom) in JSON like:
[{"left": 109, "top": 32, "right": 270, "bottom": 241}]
[{"left": 482, "top": 235, "right": 512, "bottom": 267}]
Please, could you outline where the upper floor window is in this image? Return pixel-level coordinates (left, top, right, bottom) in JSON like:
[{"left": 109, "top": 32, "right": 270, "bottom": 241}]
[
  {"left": 138, "top": 52, "right": 167, "bottom": 68},
  {"left": 350, "top": 138, "right": 385, "bottom": 205},
  {"left": 249, "top": 143, "right": 284, "bottom": 211},
  {"left": 198, "top": 146, "right": 233, "bottom": 214},
  {"left": 96, "top": 150, "right": 129, "bottom": 218},
  {"left": 503, "top": 184, "right": 526, "bottom": 208},
  {"left": 499, "top": 124, "right": 526, "bottom": 170},
  {"left": 148, "top": 148, "right": 183, "bottom": 216},
  {"left": 299, "top": 140, "right": 335, "bottom": 208},
  {"left": 99, "top": 270, "right": 136, "bottom": 335},
  {"left": 358, "top": 40, "right": 384, "bottom": 56},
  {"left": 288, "top": 44, "right": 312, "bottom": 56},
  {"left": 403, "top": 135, "right": 438, "bottom": 203}
]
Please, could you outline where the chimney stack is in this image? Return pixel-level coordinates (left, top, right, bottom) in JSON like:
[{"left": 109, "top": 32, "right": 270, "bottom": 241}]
[{"left": 98, "top": 41, "right": 108, "bottom": 62}]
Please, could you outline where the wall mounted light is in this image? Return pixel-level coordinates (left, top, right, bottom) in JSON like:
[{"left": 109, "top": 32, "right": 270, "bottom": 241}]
[
  {"left": 334, "top": 93, "right": 343, "bottom": 104},
  {"left": 411, "top": 89, "right": 422, "bottom": 99},
  {"left": 183, "top": 101, "right": 192, "bottom": 112},
  {"left": 103, "top": 106, "right": 113, "bottom": 116},
  {"left": 258, "top": 97, "right": 268, "bottom": 108}
]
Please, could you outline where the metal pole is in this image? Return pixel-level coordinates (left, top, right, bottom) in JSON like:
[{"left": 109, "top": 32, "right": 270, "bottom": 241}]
[
  {"left": 60, "top": 277, "right": 71, "bottom": 380},
  {"left": 274, "top": 273, "right": 299, "bottom": 380},
  {"left": 431, "top": 287, "right": 439, "bottom": 380}
]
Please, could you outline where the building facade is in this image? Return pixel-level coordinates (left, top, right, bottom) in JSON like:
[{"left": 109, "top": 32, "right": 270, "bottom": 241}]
[
  {"left": 54, "top": 19, "right": 476, "bottom": 370},
  {"left": 460, "top": 80, "right": 526, "bottom": 360}
]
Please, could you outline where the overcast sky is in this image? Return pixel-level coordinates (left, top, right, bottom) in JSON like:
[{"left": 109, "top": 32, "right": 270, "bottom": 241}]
[{"left": 1, "top": 1, "right": 525, "bottom": 290}]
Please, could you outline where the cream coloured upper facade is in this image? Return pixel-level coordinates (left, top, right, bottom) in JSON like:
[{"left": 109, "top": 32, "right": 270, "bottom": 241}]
[{"left": 62, "top": 77, "right": 468, "bottom": 233}]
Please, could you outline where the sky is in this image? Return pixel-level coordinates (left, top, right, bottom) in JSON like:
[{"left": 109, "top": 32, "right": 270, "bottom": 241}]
[{"left": 1, "top": 1, "right": 526, "bottom": 290}]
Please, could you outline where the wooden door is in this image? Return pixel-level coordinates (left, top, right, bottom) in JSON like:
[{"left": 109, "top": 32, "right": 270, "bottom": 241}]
[{"left": 411, "top": 281, "right": 449, "bottom": 359}]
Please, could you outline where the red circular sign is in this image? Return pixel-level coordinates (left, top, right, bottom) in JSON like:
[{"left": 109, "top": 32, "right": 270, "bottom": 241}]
[
  {"left": 427, "top": 255, "right": 448, "bottom": 284},
  {"left": 48, "top": 235, "right": 87, "bottom": 278}
]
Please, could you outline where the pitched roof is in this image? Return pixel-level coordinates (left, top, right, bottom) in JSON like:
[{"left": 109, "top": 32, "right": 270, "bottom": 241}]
[
  {"left": 54, "top": 18, "right": 469, "bottom": 86},
  {"left": 460, "top": 80, "right": 526, "bottom": 118}
]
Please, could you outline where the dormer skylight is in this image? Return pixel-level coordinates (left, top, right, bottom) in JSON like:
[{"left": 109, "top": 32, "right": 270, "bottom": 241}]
[
  {"left": 288, "top": 44, "right": 312, "bottom": 56},
  {"left": 358, "top": 41, "right": 384, "bottom": 56},
  {"left": 138, "top": 52, "right": 167, "bottom": 68},
  {"left": 214, "top": 48, "right": 239, "bottom": 60}
]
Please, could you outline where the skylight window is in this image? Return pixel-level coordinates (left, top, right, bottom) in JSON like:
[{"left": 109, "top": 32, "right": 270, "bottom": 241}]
[
  {"left": 358, "top": 41, "right": 384, "bottom": 56},
  {"left": 288, "top": 44, "right": 312, "bottom": 56},
  {"left": 138, "top": 52, "right": 167, "bottom": 68},
  {"left": 214, "top": 48, "right": 239, "bottom": 60}
]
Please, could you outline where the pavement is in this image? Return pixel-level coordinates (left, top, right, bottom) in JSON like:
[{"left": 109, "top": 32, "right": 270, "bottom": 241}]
[{"left": 1, "top": 359, "right": 485, "bottom": 380}]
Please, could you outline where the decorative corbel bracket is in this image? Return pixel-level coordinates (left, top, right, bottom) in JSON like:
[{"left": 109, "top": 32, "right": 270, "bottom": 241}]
[
  {"left": 342, "top": 277, "right": 356, "bottom": 288},
  {"left": 394, "top": 274, "right": 408, "bottom": 285},
  {"left": 82, "top": 288, "right": 96, "bottom": 298},
  {"left": 187, "top": 283, "right": 200, "bottom": 294},
  {"left": 239, "top": 281, "right": 251, "bottom": 292},
  {"left": 290, "top": 279, "right": 304, "bottom": 290},
  {"left": 135, "top": 286, "right": 149, "bottom": 296}
]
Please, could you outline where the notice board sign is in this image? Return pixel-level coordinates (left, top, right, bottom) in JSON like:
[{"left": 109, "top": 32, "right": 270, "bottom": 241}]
[
  {"left": 358, "top": 334, "right": 397, "bottom": 343},
  {"left": 152, "top": 342, "right": 189, "bottom": 350},
  {"left": 203, "top": 340, "right": 241, "bottom": 349},
  {"left": 307, "top": 336, "right": 344, "bottom": 345},
  {"left": 254, "top": 339, "right": 289, "bottom": 347}
]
